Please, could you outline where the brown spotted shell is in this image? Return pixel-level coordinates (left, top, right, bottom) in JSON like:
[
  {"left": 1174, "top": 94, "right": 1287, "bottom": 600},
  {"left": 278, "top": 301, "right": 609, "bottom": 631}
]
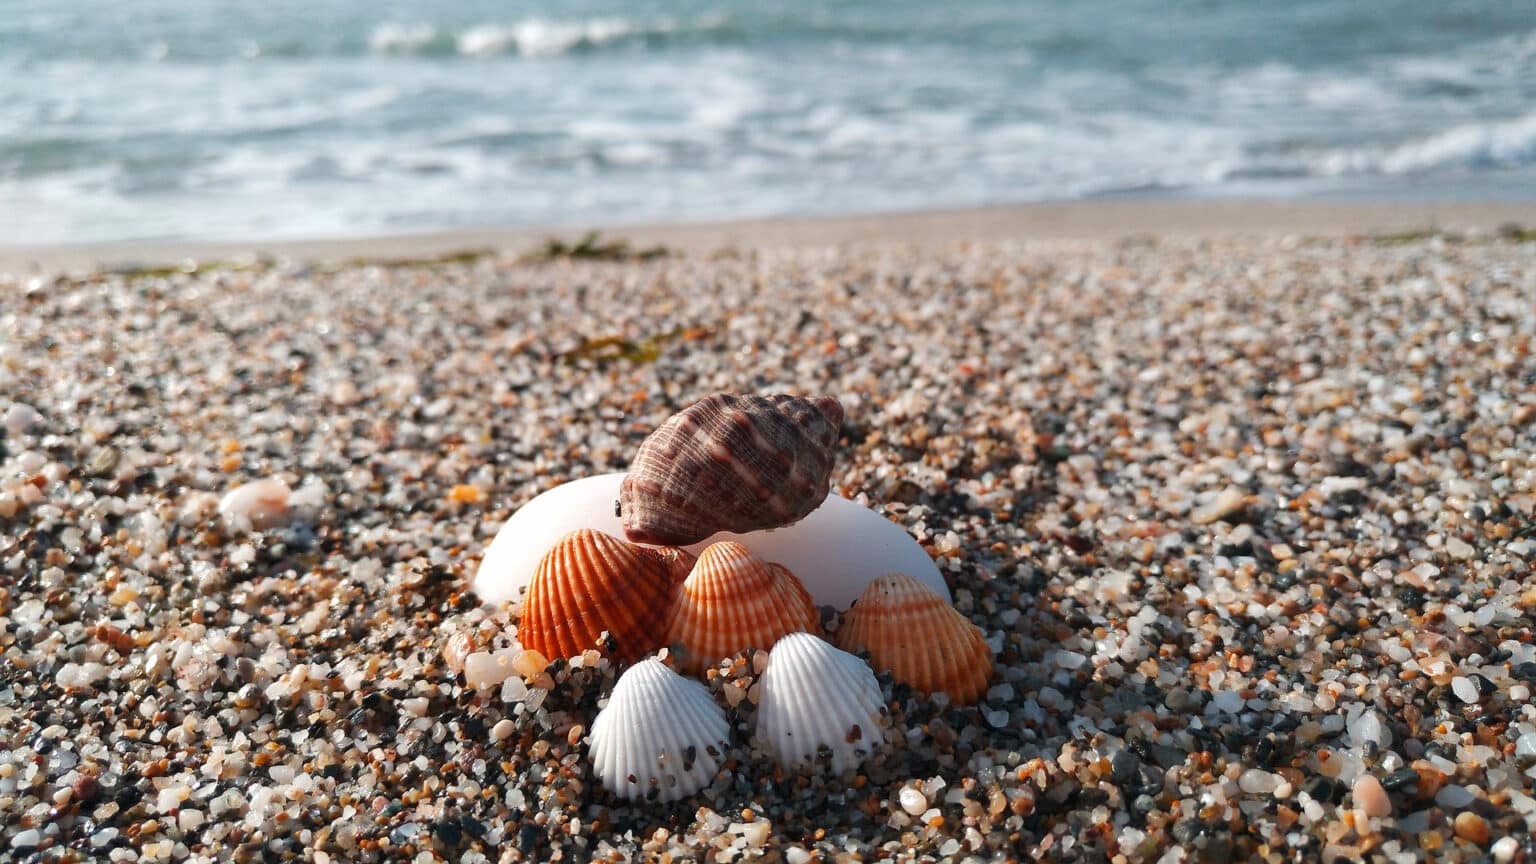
[
  {"left": 663, "top": 541, "right": 822, "bottom": 676},
  {"left": 518, "top": 529, "right": 691, "bottom": 663},
  {"left": 619, "top": 393, "right": 843, "bottom": 546},
  {"left": 833, "top": 572, "right": 993, "bottom": 705}
]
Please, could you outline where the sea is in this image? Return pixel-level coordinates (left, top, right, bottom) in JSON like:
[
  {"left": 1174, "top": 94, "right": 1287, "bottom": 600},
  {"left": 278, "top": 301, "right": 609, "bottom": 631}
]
[{"left": 3, "top": 0, "right": 1535, "bottom": 244}]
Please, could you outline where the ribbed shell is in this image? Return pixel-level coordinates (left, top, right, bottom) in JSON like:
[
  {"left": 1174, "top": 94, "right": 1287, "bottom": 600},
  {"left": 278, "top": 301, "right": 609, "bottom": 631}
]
[
  {"left": 833, "top": 572, "right": 993, "bottom": 705},
  {"left": 518, "top": 529, "right": 686, "bottom": 663},
  {"left": 756, "top": 632, "right": 886, "bottom": 774},
  {"left": 620, "top": 393, "right": 844, "bottom": 546},
  {"left": 588, "top": 658, "right": 730, "bottom": 802},
  {"left": 663, "top": 541, "right": 822, "bottom": 676}
]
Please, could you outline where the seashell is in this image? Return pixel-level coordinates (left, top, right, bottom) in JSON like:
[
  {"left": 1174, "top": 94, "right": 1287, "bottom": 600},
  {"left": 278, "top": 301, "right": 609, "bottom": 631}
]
[
  {"left": 588, "top": 658, "right": 730, "bottom": 802},
  {"left": 217, "top": 477, "right": 291, "bottom": 530},
  {"left": 619, "top": 393, "right": 844, "bottom": 546},
  {"left": 663, "top": 541, "right": 821, "bottom": 676},
  {"left": 474, "top": 473, "right": 947, "bottom": 609},
  {"left": 756, "top": 632, "right": 887, "bottom": 774},
  {"left": 834, "top": 573, "right": 993, "bottom": 705},
  {"left": 517, "top": 529, "right": 686, "bottom": 663}
]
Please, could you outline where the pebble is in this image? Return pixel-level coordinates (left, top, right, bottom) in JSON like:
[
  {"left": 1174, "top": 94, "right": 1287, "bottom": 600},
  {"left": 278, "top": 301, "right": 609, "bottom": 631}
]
[
  {"left": 1352, "top": 774, "right": 1391, "bottom": 817},
  {"left": 1435, "top": 785, "right": 1475, "bottom": 809},
  {"left": 1239, "top": 769, "right": 1278, "bottom": 795},
  {"left": 217, "top": 477, "right": 291, "bottom": 531},
  {"left": 1453, "top": 811, "right": 1490, "bottom": 845},
  {"left": 3, "top": 402, "right": 43, "bottom": 432},
  {"left": 1, "top": 234, "right": 1532, "bottom": 862},
  {"left": 1451, "top": 676, "right": 1481, "bottom": 704},
  {"left": 491, "top": 719, "right": 514, "bottom": 742}
]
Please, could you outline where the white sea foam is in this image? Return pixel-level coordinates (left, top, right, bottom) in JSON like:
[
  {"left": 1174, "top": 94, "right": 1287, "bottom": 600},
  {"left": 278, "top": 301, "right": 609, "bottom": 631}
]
[
  {"left": 456, "top": 18, "right": 650, "bottom": 58},
  {"left": 368, "top": 23, "right": 437, "bottom": 55},
  {"left": 1317, "top": 113, "right": 1536, "bottom": 176}
]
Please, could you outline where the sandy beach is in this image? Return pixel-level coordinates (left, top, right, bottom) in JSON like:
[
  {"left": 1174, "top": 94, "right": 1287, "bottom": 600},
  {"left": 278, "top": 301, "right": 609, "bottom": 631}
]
[
  {"left": 3, "top": 198, "right": 1535, "bottom": 275},
  {"left": 3, "top": 200, "right": 1535, "bottom": 861}
]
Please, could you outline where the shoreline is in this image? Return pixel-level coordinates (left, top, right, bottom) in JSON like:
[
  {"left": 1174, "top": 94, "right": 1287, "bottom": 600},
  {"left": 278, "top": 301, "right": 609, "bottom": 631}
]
[{"left": 3, "top": 198, "right": 1534, "bottom": 276}]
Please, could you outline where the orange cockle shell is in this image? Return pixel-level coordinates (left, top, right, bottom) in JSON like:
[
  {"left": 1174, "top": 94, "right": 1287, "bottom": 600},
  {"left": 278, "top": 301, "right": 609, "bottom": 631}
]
[
  {"left": 834, "top": 572, "right": 993, "bottom": 704},
  {"left": 518, "top": 528, "right": 690, "bottom": 663},
  {"left": 663, "top": 541, "right": 821, "bottom": 676}
]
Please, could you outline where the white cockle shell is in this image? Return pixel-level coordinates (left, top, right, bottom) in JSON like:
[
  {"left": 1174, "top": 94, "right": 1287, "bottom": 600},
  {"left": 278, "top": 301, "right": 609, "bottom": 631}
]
[
  {"left": 588, "top": 658, "right": 730, "bottom": 802},
  {"left": 755, "top": 632, "right": 887, "bottom": 774},
  {"left": 473, "top": 472, "right": 948, "bottom": 609}
]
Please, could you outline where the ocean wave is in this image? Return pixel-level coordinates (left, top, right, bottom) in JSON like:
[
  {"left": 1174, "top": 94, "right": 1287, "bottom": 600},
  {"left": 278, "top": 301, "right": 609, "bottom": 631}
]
[
  {"left": 1318, "top": 113, "right": 1536, "bottom": 176},
  {"left": 368, "top": 16, "right": 725, "bottom": 59}
]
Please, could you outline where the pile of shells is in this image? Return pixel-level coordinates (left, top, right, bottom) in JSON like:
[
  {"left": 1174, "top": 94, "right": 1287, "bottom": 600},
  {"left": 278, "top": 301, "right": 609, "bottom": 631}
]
[{"left": 473, "top": 392, "right": 996, "bottom": 800}]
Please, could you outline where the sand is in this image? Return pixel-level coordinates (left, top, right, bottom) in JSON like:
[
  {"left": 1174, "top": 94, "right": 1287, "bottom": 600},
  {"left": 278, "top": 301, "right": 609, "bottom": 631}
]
[
  {"left": 2, "top": 198, "right": 1535, "bottom": 275},
  {"left": 2, "top": 201, "right": 1535, "bottom": 862}
]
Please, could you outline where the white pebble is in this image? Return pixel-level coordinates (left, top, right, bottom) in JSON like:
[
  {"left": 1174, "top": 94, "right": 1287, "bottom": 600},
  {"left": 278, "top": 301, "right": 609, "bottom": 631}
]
[
  {"left": 1451, "top": 676, "right": 1480, "bottom": 703},
  {"left": 1238, "top": 769, "right": 1277, "bottom": 795},
  {"left": 464, "top": 649, "right": 517, "bottom": 690},
  {"left": 3, "top": 402, "right": 43, "bottom": 433},
  {"left": 218, "top": 478, "right": 292, "bottom": 531},
  {"left": 899, "top": 787, "right": 927, "bottom": 815},
  {"left": 491, "top": 719, "right": 514, "bottom": 742},
  {"left": 1054, "top": 650, "right": 1088, "bottom": 670},
  {"left": 1494, "top": 835, "right": 1519, "bottom": 863},
  {"left": 178, "top": 809, "right": 205, "bottom": 832}
]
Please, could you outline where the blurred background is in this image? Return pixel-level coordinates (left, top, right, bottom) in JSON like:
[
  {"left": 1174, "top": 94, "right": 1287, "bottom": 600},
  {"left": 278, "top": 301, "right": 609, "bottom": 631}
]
[{"left": 2, "top": 0, "right": 1535, "bottom": 245}]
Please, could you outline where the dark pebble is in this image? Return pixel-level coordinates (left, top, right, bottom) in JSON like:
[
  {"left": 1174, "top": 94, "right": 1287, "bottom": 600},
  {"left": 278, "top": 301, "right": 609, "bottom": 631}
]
[
  {"left": 1111, "top": 749, "right": 1139, "bottom": 785},
  {"left": 433, "top": 818, "right": 462, "bottom": 846},
  {"left": 1300, "top": 775, "right": 1340, "bottom": 804},
  {"left": 1383, "top": 767, "right": 1420, "bottom": 793},
  {"left": 518, "top": 824, "right": 541, "bottom": 854}
]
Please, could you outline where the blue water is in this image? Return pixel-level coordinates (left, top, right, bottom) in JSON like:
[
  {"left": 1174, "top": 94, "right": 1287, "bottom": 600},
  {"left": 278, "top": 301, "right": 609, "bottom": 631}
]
[{"left": 2, "top": 0, "right": 1535, "bottom": 244}]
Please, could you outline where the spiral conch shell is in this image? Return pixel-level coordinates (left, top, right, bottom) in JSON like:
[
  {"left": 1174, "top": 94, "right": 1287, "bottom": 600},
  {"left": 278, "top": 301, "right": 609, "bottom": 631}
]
[
  {"left": 663, "top": 541, "right": 821, "bottom": 676},
  {"left": 619, "top": 393, "right": 844, "bottom": 546},
  {"left": 833, "top": 572, "right": 993, "bottom": 705},
  {"left": 756, "top": 632, "right": 887, "bottom": 774},
  {"left": 517, "top": 529, "right": 692, "bottom": 663},
  {"left": 588, "top": 658, "right": 730, "bottom": 802}
]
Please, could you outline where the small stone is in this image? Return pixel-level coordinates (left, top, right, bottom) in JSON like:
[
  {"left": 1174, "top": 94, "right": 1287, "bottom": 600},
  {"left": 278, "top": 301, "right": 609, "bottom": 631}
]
[
  {"left": 491, "top": 719, "right": 514, "bottom": 742},
  {"left": 1193, "top": 487, "right": 1246, "bottom": 524},
  {"left": 1453, "top": 811, "right": 1490, "bottom": 845},
  {"left": 1451, "top": 676, "right": 1481, "bottom": 703},
  {"left": 218, "top": 478, "right": 291, "bottom": 531},
  {"left": 512, "top": 649, "right": 549, "bottom": 677},
  {"left": 1351, "top": 774, "right": 1391, "bottom": 818},
  {"left": 1240, "top": 769, "right": 1278, "bottom": 796},
  {"left": 448, "top": 484, "right": 486, "bottom": 504},
  {"left": 11, "top": 829, "right": 41, "bottom": 850},
  {"left": 1493, "top": 835, "right": 1519, "bottom": 862},
  {"left": 178, "top": 809, "right": 205, "bottom": 832},
  {"left": 464, "top": 649, "right": 518, "bottom": 690},
  {"left": 1213, "top": 690, "right": 1245, "bottom": 713},
  {"left": 3, "top": 402, "right": 43, "bottom": 432},
  {"left": 899, "top": 787, "right": 927, "bottom": 816},
  {"left": 1435, "top": 785, "right": 1475, "bottom": 809}
]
